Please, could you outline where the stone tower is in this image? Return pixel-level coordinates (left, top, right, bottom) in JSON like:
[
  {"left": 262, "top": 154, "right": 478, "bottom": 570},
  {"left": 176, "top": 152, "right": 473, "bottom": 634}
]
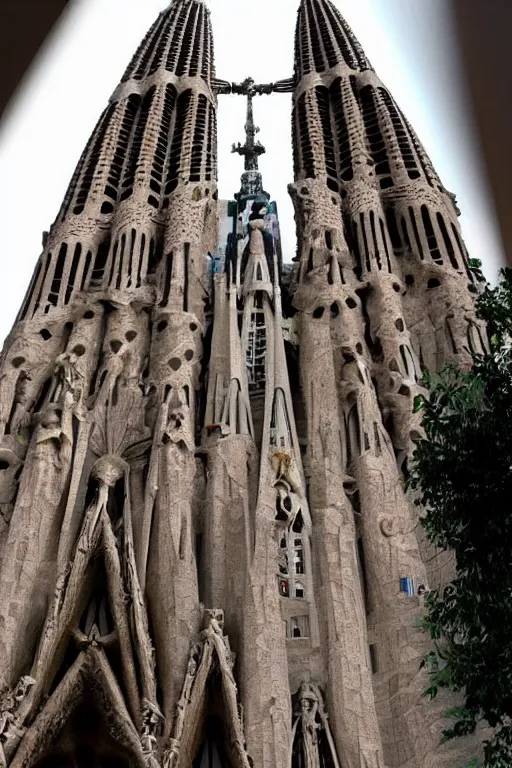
[{"left": 0, "top": 1, "right": 486, "bottom": 768}]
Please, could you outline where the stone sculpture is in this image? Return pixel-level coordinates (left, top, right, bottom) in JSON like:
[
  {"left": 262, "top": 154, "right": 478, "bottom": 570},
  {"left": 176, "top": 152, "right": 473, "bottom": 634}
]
[{"left": 0, "top": 1, "right": 486, "bottom": 766}]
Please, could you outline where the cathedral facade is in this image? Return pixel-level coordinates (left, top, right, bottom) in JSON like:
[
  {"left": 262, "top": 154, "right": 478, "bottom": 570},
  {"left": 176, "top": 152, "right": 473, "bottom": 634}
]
[{"left": 0, "top": 2, "right": 486, "bottom": 767}]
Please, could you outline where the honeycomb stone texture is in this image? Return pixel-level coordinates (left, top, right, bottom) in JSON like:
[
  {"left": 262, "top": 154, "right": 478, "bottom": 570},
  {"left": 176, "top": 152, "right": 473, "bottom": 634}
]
[{"left": 0, "top": 1, "right": 487, "bottom": 767}]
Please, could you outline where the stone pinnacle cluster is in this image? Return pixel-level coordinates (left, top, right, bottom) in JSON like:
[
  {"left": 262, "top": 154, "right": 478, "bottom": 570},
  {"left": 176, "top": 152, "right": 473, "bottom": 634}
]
[{"left": 0, "top": 1, "right": 487, "bottom": 767}]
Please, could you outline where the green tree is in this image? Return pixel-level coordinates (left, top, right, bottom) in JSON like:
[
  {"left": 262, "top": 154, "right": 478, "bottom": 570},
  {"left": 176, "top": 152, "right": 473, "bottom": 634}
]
[{"left": 409, "top": 267, "right": 512, "bottom": 767}]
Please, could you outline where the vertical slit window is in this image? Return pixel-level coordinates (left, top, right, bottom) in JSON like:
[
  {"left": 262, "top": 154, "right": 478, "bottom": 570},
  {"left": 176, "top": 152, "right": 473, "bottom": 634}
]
[
  {"left": 80, "top": 250, "right": 92, "bottom": 291},
  {"left": 116, "top": 234, "right": 126, "bottom": 290},
  {"left": 188, "top": 4, "right": 203, "bottom": 77},
  {"left": 401, "top": 218, "right": 411, "bottom": 251},
  {"left": 90, "top": 238, "right": 110, "bottom": 289},
  {"left": 48, "top": 243, "right": 68, "bottom": 307},
  {"left": 451, "top": 223, "right": 470, "bottom": 272},
  {"left": 166, "top": 3, "right": 188, "bottom": 72},
  {"left": 296, "top": 95, "right": 316, "bottom": 179},
  {"left": 322, "top": 0, "right": 358, "bottom": 69},
  {"left": 108, "top": 241, "right": 119, "bottom": 287},
  {"left": 190, "top": 94, "right": 208, "bottom": 181},
  {"left": 161, "top": 251, "right": 173, "bottom": 307},
  {"left": 351, "top": 221, "right": 361, "bottom": 273},
  {"left": 183, "top": 243, "right": 189, "bottom": 313},
  {"left": 315, "top": 86, "right": 338, "bottom": 191},
  {"left": 313, "top": 0, "right": 338, "bottom": 68},
  {"left": 379, "top": 89, "right": 420, "bottom": 179},
  {"left": 437, "top": 213, "right": 459, "bottom": 270},
  {"left": 360, "top": 87, "right": 391, "bottom": 184},
  {"left": 409, "top": 207, "right": 424, "bottom": 259},
  {"left": 126, "top": 229, "right": 136, "bottom": 288},
  {"left": 330, "top": 78, "right": 353, "bottom": 181},
  {"left": 65, "top": 243, "right": 82, "bottom": 304},
  {"left": 360, "top": 213, "right": 370, "bottom": 273},
  {"left": 176, "top": 3, "right": 198, "bottom": 77},
  {"left": 73, "top": 103, "right": 116, "bottom": 215},
  {"left": 18, "top": 259, "right": 42, "bottom": 321},
  {"left": 369, "top": 211, "right": 382, "bottom": 270},
  {"left": 33, "top": 253, "right": 51, "bottom": 314},
  {"left": 121, "top": 88, "right": 156, "bottom": 201},
  {"left": 137, "top": 234, "right": 146, "bottom": 287},
  {"left": 165, "top": 90, "right": 192, "bottom": 195},
  {"left": 357, "top": 538, "right": 370, "bottom": 614},
  {"left": 205, "top": 103, "right": 214, "bottom": 181},
  {"left": 379, "top": 218, "right": 392, "bottom": 272},
  {"left": 134, "top": 12, "right": 169, "bottom": 80},
  {"left": 103, "top": 95, "right": 140, "bottom": 210},
  {"left": 200, "top": 12, "right": 211, "bottom": 81},
  {"left": 306, "top": 0, "right": 326, "bottom": 73},
  {"left": 421, "top": 205, "right": 442, "bottom": 263},
  {"left": 385, "top": 208, "right": 401, "bottom": 250}
]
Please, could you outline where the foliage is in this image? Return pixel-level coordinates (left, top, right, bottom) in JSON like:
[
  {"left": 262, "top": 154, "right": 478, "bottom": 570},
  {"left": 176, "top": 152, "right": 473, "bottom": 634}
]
[{"left": 408, "top": 268, "right": 512, "bottom": 767}]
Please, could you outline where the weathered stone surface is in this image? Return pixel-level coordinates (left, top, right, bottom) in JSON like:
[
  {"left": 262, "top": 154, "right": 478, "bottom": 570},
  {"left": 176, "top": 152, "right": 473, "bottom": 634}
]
[{"left": 0, "top": 1, "right": 486, "bottom": 767}]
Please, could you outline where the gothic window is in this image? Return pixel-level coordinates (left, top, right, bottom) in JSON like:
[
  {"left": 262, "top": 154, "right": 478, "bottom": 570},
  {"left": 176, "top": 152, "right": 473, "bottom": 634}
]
[
  {"left": 288, "top": 615, "right": 310, "bottom": 639},
  {"left": 246, "top": 308, "right": 266, "bottom": 393},
  {"left": 277, "top": 514, "right": 307, "bottom": 600}
]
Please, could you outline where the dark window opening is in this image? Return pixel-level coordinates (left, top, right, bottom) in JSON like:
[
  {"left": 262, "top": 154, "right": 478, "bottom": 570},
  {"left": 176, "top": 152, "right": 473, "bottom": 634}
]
[{"left": 437, "top": 212, "right": 459, "bottom": 270}]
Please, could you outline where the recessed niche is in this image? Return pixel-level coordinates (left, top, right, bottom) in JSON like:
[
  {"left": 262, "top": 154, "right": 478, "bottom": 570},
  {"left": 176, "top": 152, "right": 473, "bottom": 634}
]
[
  {"left": 72, "top": 344, "right": 86, "bottom": 357},
  {"left": 12, "top": 357, "right": 25, "bottom": 368},
  {"left": 125, "top": 331, "right": 137, "bottom": 342},
  {"left": 169, "top": 358, "right": 181, "bottom": 371},
  {"left": 40, "top": 329, "right": 52, "bottom": 340}
]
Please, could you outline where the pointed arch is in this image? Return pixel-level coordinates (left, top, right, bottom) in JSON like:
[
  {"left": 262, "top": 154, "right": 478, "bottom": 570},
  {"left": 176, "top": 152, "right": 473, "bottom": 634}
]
[
  {"left": 165, "top": 615, "right": 251, "bottom": 768},
  {"left": 11, "top": 648, "right": 146, "bottom": 768}
]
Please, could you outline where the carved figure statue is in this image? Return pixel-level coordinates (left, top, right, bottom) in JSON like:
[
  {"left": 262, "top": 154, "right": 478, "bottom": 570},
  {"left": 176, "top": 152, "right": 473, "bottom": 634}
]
[{"left": 0, "top": 677, "right": 36, "bottom": 768}]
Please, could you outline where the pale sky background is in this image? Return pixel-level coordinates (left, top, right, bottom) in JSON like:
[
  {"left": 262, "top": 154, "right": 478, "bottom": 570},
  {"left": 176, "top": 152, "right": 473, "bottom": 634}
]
[{"left": 0, "top": 0, "right": 505, "bottom": 343}]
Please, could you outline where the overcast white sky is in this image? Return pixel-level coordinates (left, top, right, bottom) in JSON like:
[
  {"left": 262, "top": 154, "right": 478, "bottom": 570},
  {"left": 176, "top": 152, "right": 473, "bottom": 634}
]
[{"left": 0, "top": 0, "right": 505, "bottom": 343}]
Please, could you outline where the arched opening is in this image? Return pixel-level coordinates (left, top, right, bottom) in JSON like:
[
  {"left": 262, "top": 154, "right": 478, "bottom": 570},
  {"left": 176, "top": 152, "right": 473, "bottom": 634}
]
[{"left": 33, "top": 700, "right": 133, "bottom": 768}]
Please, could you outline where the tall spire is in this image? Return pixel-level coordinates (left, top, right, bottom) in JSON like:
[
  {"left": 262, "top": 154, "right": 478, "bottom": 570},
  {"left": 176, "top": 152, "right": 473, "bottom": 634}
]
[
  {"left": 289, "top": 2, "right": 486, "bottom": 768},
  {"left": 295, "top": 0, "right": 372, "bottom": 79}
]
